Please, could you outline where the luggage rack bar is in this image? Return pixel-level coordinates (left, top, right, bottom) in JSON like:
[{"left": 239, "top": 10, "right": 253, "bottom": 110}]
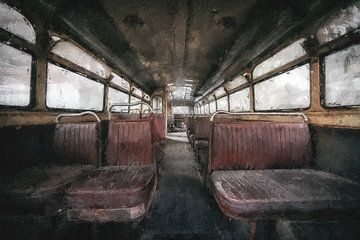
[
  {"left": 210, "top": 111, "right": 308, "bottom": 122},
  {"left": 56, "top": 111, "right": 101, "bottom": 123}
]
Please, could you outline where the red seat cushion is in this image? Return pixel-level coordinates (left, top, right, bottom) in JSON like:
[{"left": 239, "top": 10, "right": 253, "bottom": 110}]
[
  {"left": 210, "top": 169, "right": 360, "bottom": 219},
  {"left": 0, "top": 165, "right": 94, "bottom": 216},
  {"left": 66, "top": 164, "right": 156, "bottom": 222}
]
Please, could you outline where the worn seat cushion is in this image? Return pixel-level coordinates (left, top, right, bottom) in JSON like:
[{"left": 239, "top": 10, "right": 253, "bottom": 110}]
[
  {"left": 66, "top": 164, "right": 156, "bottom": 222},
  {"left": 210, "top": 169, "right": 360, "bottom": 219},
  {"left": 0, "top": 165, "right": 94, "bottom": 216}
]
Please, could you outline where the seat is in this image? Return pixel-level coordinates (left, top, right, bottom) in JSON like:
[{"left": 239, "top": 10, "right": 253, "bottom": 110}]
[
  {"left": 208, "top": 119, "right": 360, "bottom": 220},
  {"left": 0, "top": 116, "right": 101, "bottom": 217},
  {"left": 211, "top": 169, "right": 360, "bottom": 219},
  {"left": 66, "top": 165, "right": 156, "bottom": 222},
  {"left": 66, "top": 119, "right": 157, "bottom": 222}
]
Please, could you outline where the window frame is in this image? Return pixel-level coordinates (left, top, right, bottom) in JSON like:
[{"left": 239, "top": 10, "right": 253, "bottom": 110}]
[
  {"left": 320, "top": 40, "right": 360, "bottom": 109},
  {"left": 253, "top": 60, "right": 312, "bottom": 112},
  {"left": 45, "top": 61, "right": 105, "bottom": 112}
]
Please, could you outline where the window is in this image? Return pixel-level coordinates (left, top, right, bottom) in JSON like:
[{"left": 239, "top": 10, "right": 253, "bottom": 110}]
[
  {"left": 204, "top": 103, "right": 210, "bottom": 114},
  {"left": 172, "top": 106, "right": 189, "bottom": 114},
  {"left": 317, "top": 2, "right": 360, "bottom": 44},
  {"left": 229, "top": 88, "right": 250, "bottom": 112},
  {"left": 324, "top": 44, "right": 360, "bottom": 107},
  {"left": 217, "top": 97, "right": 228, "bottom": 111},
  {"left": 152, "top": 96, "right": 163, "bottom": 113},
  {"left": 224, "top": 75, "right": 247, "bottom": 91},
  {"left": 111, "top": 73, "right": 130, "bottom": 91},
  {"left": 131, "top": 86, "right": 143, "bottom": 98},
  {"left": 209, "top": 101, "right": 216, "bottom": 113},
  {"left": 46, "top": 63, "right": 104, "bottom": 111},
  {"left": 51, "top": 41, "right": 111, "bottom": 79},
  {"left": 108, "top": 87, "right": 129, "bottom": 112},
  {"left": 0, "top": 2, "right": 36, "bottom": 43},
  {"left": 253, "top": 39, "right": 307, "bottom": 79},
  {"left": 130, "top": 96, "right": 141, "bottom": 112},
  {"left": 0, "top": 42, "right": 32, "bottom": 106},
  {"left": 254, "top": 64, "right": 310, "bottom": 111}
]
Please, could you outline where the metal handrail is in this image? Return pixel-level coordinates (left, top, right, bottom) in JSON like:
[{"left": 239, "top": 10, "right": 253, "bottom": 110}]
[
  {"left": 210, "top": 111, "right": 308, "bottom": 122},
  {"left": 108, "top": 102, "right": 153, "bottom": 119},
  {"left": 56, "top": 111, "right": 101, "bottom": 123}
]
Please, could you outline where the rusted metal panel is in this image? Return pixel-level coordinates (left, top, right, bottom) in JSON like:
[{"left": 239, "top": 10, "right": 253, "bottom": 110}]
[
  {"left": 210, "top": 169, "right": 360, "bottom": 220},
  {"left": 210, "top": 121, "right": 311, "bottom": 171},
  {"left": 106, "top": 119, "right": 153, "bottom": 166},
  {"left": 53, "top": 122, "right": 101, "bottom": 166}
]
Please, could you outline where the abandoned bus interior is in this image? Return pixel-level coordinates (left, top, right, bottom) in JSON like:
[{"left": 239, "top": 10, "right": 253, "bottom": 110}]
[{"left": 0, "top": 0, "right": 360, "bottom": 239}]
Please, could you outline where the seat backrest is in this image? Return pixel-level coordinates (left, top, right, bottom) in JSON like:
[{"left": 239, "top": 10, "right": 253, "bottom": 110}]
[
  {"left": 53, "top": 122, "right": 101, "bottom": 166},
  {"left": 193, "top": 117, "right": 211, "bottom": 140},
  {"left": 210, "top": 121, "right": 311, "bottom": 171},
  {"left": 150, "top": 113, "right": 166, "bottom": 142},
  {"left": 106, "top": 119, "right": 153, "bottom": 166},
  {"left": 187, "top": 117, "right": 195, "bottom": 133}
]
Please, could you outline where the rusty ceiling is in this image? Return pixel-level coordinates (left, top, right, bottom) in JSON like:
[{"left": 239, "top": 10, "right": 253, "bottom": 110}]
[{"left": 8, "top": 0, "right": 357, "bottom": 98}]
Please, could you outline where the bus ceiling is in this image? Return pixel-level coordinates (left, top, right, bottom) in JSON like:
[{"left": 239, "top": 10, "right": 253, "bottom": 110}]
[{"left": 4, "top": 0, "right": 358, "bottom": 98}]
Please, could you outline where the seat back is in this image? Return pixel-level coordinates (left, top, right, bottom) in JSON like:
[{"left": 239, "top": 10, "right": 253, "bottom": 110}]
[
  {"left": 150, "top": 113, "right": 166, "bottom": 142},
  {"left": 193, "top": 117, "right": 211, "bottom": 140},
  {"left": 106, "top": 119, "right": 153, "bottom": 166},
  {"left": 53, "top": 122, "right": 101, "bottom": 166},
  {"left": 210, "top": 121, "right": 311, "bottom": 171}
]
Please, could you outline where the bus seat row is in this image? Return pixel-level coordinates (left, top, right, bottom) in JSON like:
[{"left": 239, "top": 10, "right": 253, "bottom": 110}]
[
  {"left": 187, "top": 114, "right": 360, "bottom": 223},
  {"left": 0, "top": 111, "right": 166, "bottom": 223}
]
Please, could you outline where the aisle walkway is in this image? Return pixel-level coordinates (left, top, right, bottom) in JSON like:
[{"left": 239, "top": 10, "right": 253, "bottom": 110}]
[{"left": 140, "top": 132, "right": 232, "bottom": 240}]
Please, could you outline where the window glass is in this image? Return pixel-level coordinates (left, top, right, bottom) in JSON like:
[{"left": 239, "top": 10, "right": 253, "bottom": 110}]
[
  {"left": 254, "top": 64, "right": 310, "bottom": 110},
  {"left": 204, "top": 103, "right": 210, "bottom": 114},
  {"left": 173, "top": 106, "right": 189, "bottom": 114},
  {"left": 0, "top": 2, "right": 36, "bottom": 43},
  {"left": 229, "top": 88, "right": 250, "bottom": 112},
  {"left": 111, "top": 73, "right": 130, "bottom": 91},
  {"left": 209, "top": 101, "right": 216, "bottom": 113},
  {"left": 131, "top": 86, "right": 142, "bottom": 98},
  {"left": 324, "top": 44, "right": 360, "bottom": 107},
  {"left": 152, "top": 96, "right": 163, "bottom": 113},
  {"left": 253, "top": 39, "right": 306, "bottom": 79},
  {"left": 317, "top": 2, "right": 360, "bottom": 44},
  {"left": 214, "top": 87, "right": 226, "bottom": 98},
  {"left": 224, "top": 75, "right": 247, "bottom": 91},
  {"left": 108, "top": 87, "right": 128, "bottom": 112},
  {"left": 0, "top": 43, "right": 31, "bottom": 106},
  {"left": 130, "top": 96, "right": 141, "bottom": 112},
  {"left": 51, "top": 41, "right": 111, "bottom": 79},
  {"left": 46, "top": 63, "right": 104, "bottom": 111},
  {"left": 217, "top": 97, "right": 228, "bottom": 111}
]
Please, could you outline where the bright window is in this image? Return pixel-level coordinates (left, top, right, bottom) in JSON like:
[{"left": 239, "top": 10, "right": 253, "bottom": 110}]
[
  {"left": 217, "top": 97, "right": 228, "bottom": 111},
  {"left": 173, "top": 106, "right": 189, "bottom": 114},
  {"left": 229, "top": 88, "right": 250, "bottom": 112},
  {"left": 317, "top": 2, "right": 360, "bottom": 44},
  {"left": 46, "top": 63, "right": 104, "bottom": 111},
  {"left": 0, "top": 43, "right": 32, "bottom": 106},
  {"left": 51, "top": 41, "right": 111, "bottom": 79},
  {"left": 152, "top": 96, "right": 163, "bottom": 113},
  {"left": 253, "top": 39, "right": 306, "bottom": 79},
  {"left": 0, "top": 2, "right": 36, "bottom": 43},
  {"left": 130, "top": 96, "right": 142, "bottom": 112},
  {"left": 108, "top": 87, "right": 129, "bottom": 112},
  {"left": 254, "top": 64, "right": 310, "bottom": 111},
  {"left": 324, "top": 44, "right": 360, "bottom": 107},
  {"left": 209, "top": 101, "right": 216, "bottom": 113},
  {"left": 204, "top": 103, "right": 210, "bottom": 114}
]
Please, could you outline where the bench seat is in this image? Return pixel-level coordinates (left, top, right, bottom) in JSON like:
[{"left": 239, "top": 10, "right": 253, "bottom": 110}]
[
  {"left": 66, "top": 164, "right": 156, "bottom": 222},
  {"left": 0, "top": 165, "right": 94, "bottom": 216},
  {"left": 210, "top": 169, "right": 360, "bottom": 219}
]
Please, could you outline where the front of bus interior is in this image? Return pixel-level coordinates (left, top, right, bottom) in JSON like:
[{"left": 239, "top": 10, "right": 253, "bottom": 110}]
[{"left": 1, "top": 0, "right": 360, "bottom": 239}]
